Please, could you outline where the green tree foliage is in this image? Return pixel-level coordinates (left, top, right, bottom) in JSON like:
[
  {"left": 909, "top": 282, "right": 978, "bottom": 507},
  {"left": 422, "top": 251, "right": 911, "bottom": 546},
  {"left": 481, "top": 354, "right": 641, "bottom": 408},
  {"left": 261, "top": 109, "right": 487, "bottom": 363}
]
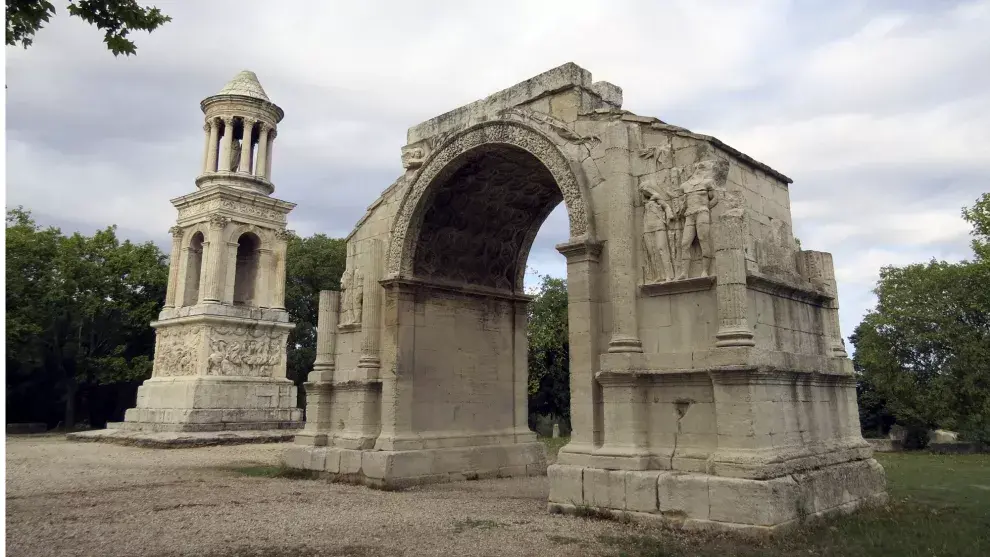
[
  {"left": 6, "top": 207, "right": 168, "bottom": 427},
  {"left": 526, "top": 274, "right": 570, "bottom": 434},
  {"left": 852, "top": 194, "right": 990, "bottom": 444},
  {"left": 283, "top": 233, "right": 347, "bottom": 390},
  {"left": 5, "top": 0, "right": 170, "bottom": 56}
]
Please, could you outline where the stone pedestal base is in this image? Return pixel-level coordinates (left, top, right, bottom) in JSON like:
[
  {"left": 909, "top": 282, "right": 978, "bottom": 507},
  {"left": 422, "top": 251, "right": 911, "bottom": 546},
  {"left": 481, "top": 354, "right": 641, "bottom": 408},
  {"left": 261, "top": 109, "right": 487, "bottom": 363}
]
[
  {"left": 547, "top": 458, "right": 887, "bottom": 534},
  {"left": 72, "top": 377, "right": 304, "bottom": 447},
  {"left": 282, "top": 442, "right": 547, "bottom": 489},
  {"left": 66, "top": 428, "right": 298, "bottom": 448},
  {"left": 116, "top": 376, "right": 303, "bottom": 432}
]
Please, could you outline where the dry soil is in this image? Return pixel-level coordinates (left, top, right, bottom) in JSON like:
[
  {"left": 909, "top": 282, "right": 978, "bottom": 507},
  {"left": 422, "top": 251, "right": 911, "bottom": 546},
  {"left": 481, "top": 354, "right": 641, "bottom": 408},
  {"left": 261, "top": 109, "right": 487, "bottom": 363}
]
[{"left": 5, "top": 435, "right": 635, "bottom": 557}]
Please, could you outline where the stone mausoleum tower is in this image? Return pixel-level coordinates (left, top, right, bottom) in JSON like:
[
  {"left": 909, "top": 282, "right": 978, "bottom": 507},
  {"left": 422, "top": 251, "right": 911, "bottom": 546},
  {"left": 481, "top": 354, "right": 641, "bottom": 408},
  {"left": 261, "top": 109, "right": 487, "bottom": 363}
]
[{"left": 76, "top": 71, "right": 302, "bottom": 443}]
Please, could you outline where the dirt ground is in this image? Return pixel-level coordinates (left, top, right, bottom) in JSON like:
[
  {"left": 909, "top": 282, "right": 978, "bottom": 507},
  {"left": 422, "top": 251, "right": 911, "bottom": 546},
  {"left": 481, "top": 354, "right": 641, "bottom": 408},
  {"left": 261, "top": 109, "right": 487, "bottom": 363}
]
[{"left": 5, "top": 435, "right": 636, "bottom": 557}]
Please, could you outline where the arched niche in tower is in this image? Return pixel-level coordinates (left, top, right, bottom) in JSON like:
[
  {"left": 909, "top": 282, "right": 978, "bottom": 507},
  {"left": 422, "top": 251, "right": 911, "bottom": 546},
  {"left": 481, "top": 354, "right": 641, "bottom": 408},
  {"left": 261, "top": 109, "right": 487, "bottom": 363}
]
[
  {"left": 233, "top": 232, "right": 262, "bottom": 306},
  {"left": 183, "top": 231, "right": 205, "bottom": 306}
]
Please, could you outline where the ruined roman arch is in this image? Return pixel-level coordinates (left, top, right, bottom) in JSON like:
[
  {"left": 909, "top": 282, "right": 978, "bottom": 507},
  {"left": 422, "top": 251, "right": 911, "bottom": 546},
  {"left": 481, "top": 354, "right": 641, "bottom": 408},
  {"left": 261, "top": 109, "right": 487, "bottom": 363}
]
[{"left": 282, "top": 62, "right": 888, "bottom": 532}]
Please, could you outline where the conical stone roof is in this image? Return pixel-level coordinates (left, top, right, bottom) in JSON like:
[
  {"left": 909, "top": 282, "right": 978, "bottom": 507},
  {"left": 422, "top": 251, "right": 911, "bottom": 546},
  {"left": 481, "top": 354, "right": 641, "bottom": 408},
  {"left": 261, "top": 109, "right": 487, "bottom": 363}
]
[{"left": 216, "top": 70, "right": 271, "bottom": 102}]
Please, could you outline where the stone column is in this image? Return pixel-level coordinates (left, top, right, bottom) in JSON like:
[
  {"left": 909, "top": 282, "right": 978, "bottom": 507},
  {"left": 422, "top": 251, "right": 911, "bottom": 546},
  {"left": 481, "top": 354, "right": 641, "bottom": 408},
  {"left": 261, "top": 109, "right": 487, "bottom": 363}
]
[
  {"left": 255, "top": 123, "right": 270, "bottom": 179},
  {"left": 556, "top": 240, "right": 603, "bottom": 460},
  {"left": 164, "top": 226, "right": 183, "bottom": 308},
  {"left": 604, "top": 123, "right": 643, "bottom": 353},
  {"left": 201, "top": 122, "right": 213, "bottom": 174},
  {"left": 312, "top": 290, "right": 339, "bottom": 381},
  {"left": 297, "top": 290, "right": 340, "bottom": 447},
  {"left": 265, "top": 130, "right": 276, "bottom": 180},
  {"left": 255, "top": 247, "right": 273, "bottom": 308},
  {"left": 358, "top": 239, "right": 384, "bottom": 373},
  {"left": 222, "top": 240, "right": 239, "bottom": 305},
  {"left": 238, "top": 118, "right": 253, "bottom": 173},
  {"left": 177, "top": 246, "right": 193, "bottom": 306},
  {"left": 800, "top": 250, "right": 848, "bottom": 359},
  {"left": 714, "top": 210, "right": 755, "bottom": 347},
  {"left": 202, "top": 215, "right": 229, "bottom": 304},
  {"left": 204, "top": 118, "right": 219, "bottom": 172},
  {"left": 272, "top": 229, "right": 289, "bottom": 310},
  {"left": 219, "top": 117, "right": 235, "bottom": 172}
]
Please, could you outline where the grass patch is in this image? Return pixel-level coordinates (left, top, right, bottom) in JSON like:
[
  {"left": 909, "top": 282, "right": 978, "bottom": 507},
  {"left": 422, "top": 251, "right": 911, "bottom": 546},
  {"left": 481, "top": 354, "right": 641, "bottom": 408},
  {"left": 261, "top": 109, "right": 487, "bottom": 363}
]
[
  {"left": 573, "top": 503, "right": 634, "bottom": 523},
  {"left": 598, "top": 452, "right": 990, "bottom": 557},
  {"left": 541, "top": 435, "right": 570, "bottom": 464},
  {"left": 452, "top": 518, "right": 504, "bottom": 533},
  {"left": 230, "top": 465, "right": 321, "bottom": 480}
]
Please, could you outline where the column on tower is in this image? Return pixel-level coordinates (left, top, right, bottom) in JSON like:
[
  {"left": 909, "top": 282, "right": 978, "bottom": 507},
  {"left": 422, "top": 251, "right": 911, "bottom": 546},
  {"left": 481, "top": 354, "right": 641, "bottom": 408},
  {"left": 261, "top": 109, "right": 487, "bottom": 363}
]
[
  {"left": 238, "top": 117, "right": 254, "bottom": 174},
  {"left": 201, "top": 120, "right": 218, "bottom": 174},
  {"left": 255, "top": 123, "right": 270, "bottom": 179},
  {"left": 265, "top": 129, "right": 276, "bottom": 179},
  {"left": 219, "top": 116, "right": 235, "bottom": 172}
]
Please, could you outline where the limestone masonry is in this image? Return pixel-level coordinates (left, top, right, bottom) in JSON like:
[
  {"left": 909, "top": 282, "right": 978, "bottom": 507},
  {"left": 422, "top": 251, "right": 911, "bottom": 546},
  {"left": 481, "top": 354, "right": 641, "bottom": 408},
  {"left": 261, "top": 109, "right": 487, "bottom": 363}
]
[
  {"left": 283, "top": 62, "right": 887, "bottom": 532},
  {"left": 71, "top": 71, "right": 302, "bottom": 444},
  {"left": 75, "top": 63, "right": 886, "bottom": 533}
]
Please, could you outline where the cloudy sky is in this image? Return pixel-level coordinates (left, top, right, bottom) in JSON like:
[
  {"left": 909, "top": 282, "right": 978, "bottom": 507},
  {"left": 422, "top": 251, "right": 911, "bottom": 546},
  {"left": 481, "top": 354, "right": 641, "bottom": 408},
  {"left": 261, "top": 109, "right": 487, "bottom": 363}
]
[{"left": 6, "top": 0, "right": 988, "bottom": 346}]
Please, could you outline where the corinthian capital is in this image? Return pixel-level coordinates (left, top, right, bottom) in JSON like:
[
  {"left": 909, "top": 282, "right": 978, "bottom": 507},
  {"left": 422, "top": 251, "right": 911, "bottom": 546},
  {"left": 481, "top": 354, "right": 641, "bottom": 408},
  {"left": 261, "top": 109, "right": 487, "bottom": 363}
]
[{"left": 208, "top": 214, "right": 230, "bottom": 230}]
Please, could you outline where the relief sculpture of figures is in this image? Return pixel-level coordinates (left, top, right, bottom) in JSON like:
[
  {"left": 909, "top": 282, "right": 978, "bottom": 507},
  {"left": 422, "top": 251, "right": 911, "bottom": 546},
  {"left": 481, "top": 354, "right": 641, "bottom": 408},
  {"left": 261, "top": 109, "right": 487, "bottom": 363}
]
[
  {"left": 339, "top": 267, "right": 364, "bottom": 326},
  {"left": 229, "top": 138, "right": 242, "bottom": 172},
  {"left": 639, "top": 183, "right": 676, "bottom": 283},
  {"left": 672, "top": 158, "right": 729, "bottom": 279}
]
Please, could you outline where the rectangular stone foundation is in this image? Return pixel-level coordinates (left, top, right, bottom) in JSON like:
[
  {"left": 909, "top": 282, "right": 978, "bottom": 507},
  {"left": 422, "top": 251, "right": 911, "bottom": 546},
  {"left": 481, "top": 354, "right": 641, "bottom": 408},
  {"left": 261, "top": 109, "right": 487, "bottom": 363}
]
[
  {"left": 547, "top": 458, "right": 887, "bottom": 534},
  {"left": 282, "top": 442, "right": 547, "bottom": 489},
  {"left": 112, "top": 377, "right": 303, "bottom": 433}
]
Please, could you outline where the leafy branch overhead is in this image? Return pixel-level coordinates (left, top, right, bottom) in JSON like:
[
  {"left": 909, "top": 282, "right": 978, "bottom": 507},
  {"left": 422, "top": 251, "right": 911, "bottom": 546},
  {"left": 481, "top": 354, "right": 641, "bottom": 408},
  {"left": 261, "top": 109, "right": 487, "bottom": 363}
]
[{"left": 5, "top": 0, "right": 171, "bottom": 56}]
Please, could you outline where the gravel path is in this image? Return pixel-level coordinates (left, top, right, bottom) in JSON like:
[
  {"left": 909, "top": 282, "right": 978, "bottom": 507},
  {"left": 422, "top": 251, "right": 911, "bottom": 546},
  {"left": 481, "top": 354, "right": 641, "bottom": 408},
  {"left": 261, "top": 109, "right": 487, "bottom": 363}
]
[{"left": 5, "top": 435, "right": 638, "bottom": 557}]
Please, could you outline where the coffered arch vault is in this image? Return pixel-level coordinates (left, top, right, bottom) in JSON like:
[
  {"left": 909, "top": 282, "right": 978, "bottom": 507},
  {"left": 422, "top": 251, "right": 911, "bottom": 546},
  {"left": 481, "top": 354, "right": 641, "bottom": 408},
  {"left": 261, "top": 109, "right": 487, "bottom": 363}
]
[{"left": 385, "top": 120, "right": 596, "bottom": 289}]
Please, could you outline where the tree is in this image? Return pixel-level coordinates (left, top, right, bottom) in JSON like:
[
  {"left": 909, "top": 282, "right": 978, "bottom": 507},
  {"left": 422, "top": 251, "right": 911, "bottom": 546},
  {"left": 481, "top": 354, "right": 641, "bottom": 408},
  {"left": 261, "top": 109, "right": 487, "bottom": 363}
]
[
  {"left": 283, "top": 233, "right": 347, "bottom": 394},
  {"left": 5, "top": 207, "right": 168, "bottom": 427},
  {"left": 6, "top": 0, "right": 170, "bottom": 56},
  {"left": 852, "top": 194, "right": 990, "bottom": 444},
  {"left": 527, "top": 273, "right": 570, "bottom": 435}
]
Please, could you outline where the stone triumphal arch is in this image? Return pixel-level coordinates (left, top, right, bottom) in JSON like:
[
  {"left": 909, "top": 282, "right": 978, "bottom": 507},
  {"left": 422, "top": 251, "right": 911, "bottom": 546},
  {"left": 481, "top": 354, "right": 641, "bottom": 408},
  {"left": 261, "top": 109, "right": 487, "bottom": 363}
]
[{"left": 285, "top": 63, "right": 887, "bottom": 531}]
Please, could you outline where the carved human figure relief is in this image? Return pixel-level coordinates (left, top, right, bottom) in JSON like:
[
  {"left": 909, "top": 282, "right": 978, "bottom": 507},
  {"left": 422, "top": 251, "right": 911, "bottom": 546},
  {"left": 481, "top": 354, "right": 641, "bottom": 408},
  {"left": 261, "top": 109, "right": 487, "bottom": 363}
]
[
  {"left": 672, "top": 158, "right": 729, "bottom": 279},
  {"left": 639, "top": 183, "right": 675, "bottom": 283},
  {"left": 229, "top": 138, "right": 242, "bottom": 172},
  {"left": 401, "top": 146, "right": 425, "bottom": 170},
  {"left": 205, "top": 327, "right": 284, "bottom": 377},
  {"left": 153, "top": 326, "right": 201, "bottom": 376},
  {"left": 339, "top": 267, "right": 364, "bottom": 326}
]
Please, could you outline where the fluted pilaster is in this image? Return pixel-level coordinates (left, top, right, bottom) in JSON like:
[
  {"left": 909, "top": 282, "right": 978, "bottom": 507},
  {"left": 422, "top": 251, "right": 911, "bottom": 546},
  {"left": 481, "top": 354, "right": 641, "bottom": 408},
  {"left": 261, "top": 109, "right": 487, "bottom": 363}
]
[
  {"left": 714, "top": 210, "right": 755, "bottom": 347},
  {"left": 272, "top": 229, "right": 290, "bottom": 310},
  {"left": 202, "top": 215, "right": 229, "bottom": 304},
  {"left": 358, "top": 239, "right": 384, "bottom": 373},
  {"left": 164, "top": 226, "right": 183, "bottom": 308},
  {"left": 312, "top": 290, "right": 339, "bottom": 381}
]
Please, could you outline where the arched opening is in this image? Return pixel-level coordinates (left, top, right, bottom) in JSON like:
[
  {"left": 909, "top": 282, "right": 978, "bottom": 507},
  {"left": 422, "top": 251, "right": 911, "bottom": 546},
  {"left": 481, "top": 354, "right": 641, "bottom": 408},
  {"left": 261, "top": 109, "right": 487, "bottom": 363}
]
[
  {"left": 400, "top": 143, "right": 569, "bottom": 447},
  {"left": 233, "top": 232, "right": 261, "bottom": 306},
  {"left": 412, "top": 144, "right": 562, "bottom": 292},
  {"left": 182, "top": 232, "right": 205, "bottom": 306}
]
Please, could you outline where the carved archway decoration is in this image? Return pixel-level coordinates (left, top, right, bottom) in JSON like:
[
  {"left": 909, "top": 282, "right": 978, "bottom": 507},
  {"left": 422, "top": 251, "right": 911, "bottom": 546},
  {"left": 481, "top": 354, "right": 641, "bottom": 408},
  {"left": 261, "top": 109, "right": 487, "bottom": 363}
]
[{"left": 385, "top": 120, "right": 594, "bottom": 283}]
